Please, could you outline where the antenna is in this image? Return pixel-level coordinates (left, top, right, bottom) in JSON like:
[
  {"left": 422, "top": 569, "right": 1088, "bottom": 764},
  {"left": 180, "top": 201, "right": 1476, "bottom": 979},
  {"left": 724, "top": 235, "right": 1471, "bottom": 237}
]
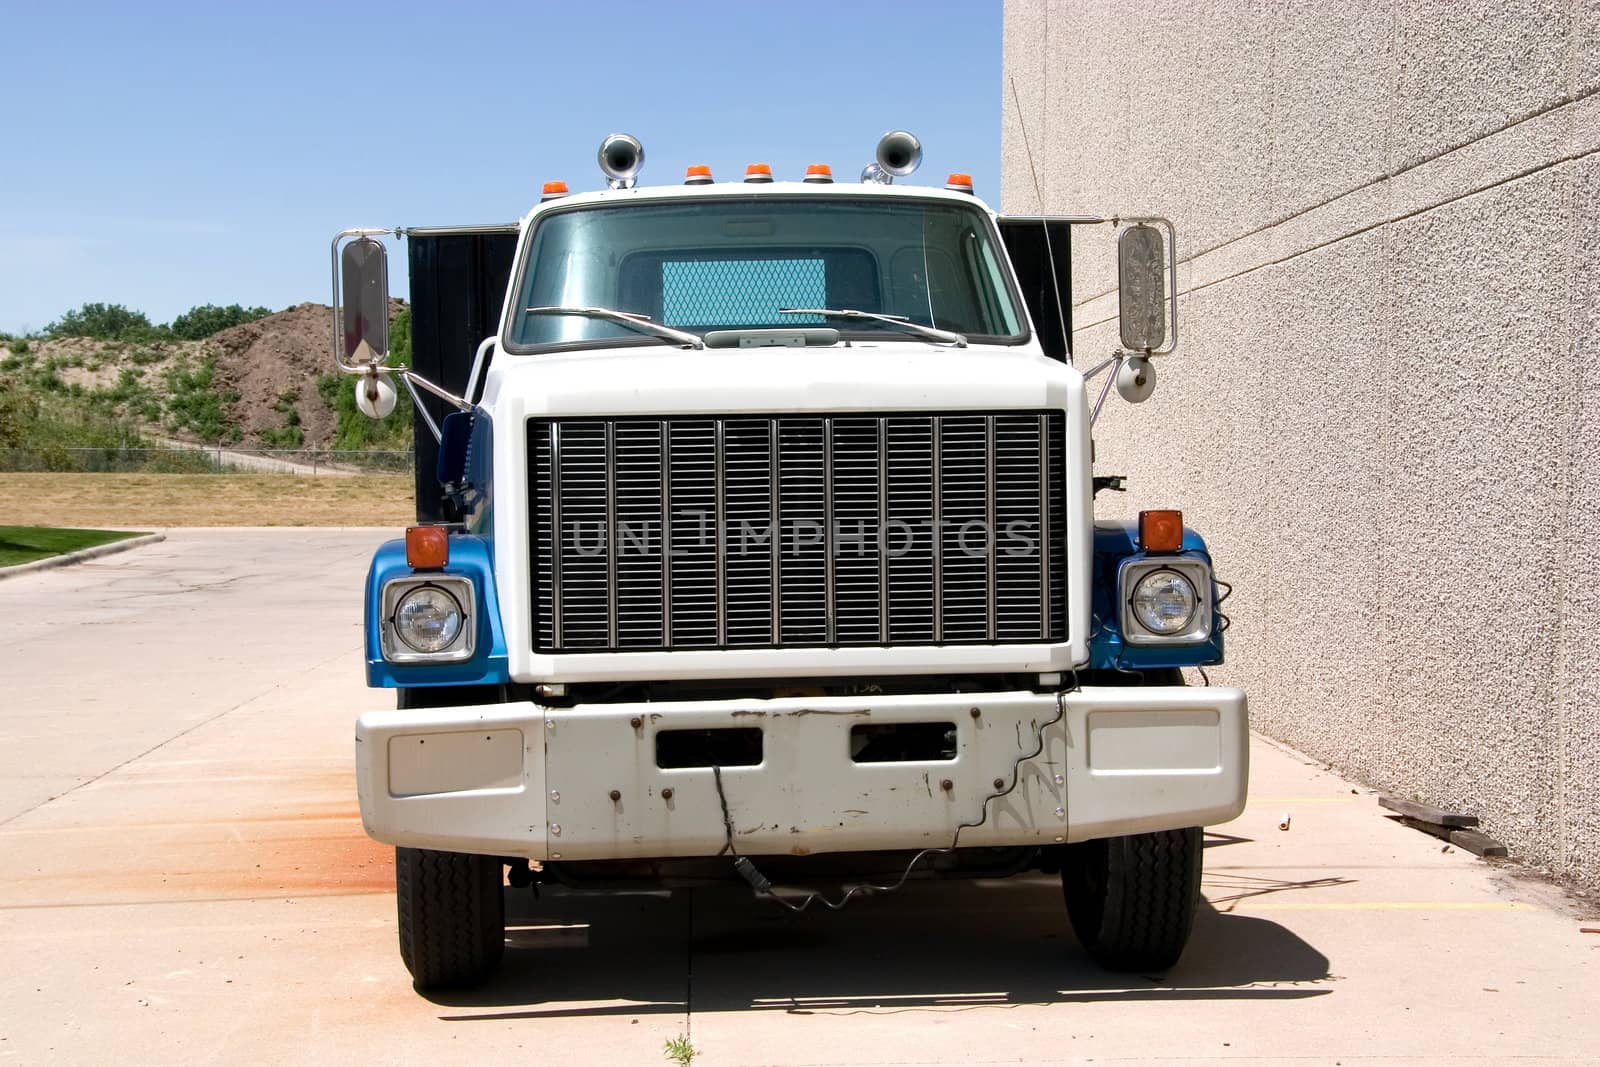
[{"left": 1008, "top": 77, "right": 1071, "bottom": 362}]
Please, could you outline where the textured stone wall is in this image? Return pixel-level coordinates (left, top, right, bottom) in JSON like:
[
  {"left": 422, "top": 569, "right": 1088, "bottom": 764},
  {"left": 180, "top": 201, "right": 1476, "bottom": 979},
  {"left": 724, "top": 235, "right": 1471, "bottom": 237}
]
[{"left": 1003, "top": 0, "right": 1600, "bottom": 893}]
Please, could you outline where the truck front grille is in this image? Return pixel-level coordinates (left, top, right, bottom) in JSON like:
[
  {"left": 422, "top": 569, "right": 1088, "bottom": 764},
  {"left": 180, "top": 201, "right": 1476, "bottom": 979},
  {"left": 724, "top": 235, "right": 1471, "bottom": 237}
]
[{"left": 529, "top": 412, "right": 1067, "bottom": 653}]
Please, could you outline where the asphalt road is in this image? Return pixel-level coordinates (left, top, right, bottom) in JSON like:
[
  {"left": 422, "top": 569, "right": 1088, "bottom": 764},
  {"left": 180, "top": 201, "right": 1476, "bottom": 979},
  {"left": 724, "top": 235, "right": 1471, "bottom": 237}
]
[{"left": 1, "top": 530, "right": 1594, "bottom": 1065}]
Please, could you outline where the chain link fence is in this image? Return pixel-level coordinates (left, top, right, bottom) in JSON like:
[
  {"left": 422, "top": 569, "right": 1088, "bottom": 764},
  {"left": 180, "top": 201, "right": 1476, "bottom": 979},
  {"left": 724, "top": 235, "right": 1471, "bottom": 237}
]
[{"left": 0, "top": 446, "right": 414, "bottom": 475}]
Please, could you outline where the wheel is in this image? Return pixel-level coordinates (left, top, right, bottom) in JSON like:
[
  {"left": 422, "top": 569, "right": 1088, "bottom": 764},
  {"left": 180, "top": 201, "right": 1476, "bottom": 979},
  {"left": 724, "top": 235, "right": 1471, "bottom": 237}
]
[
  {"left": 1061, "top": 826, "right": 1202, "bottom": 971},
  {"left": 392, "top": 686, "right": 508, "bottom": 990},
  {"left": 396, "top": 847, "right": 506, "bottom": 990}
]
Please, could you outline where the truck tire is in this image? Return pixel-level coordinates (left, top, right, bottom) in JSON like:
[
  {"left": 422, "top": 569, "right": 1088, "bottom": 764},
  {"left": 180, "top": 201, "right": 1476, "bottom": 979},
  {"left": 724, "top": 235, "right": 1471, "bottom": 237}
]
[
  {"left": 1061, "top": 825, "right": 1202, "bottom": 972},
  {"left": 393, "top": 687, "right": 508, "bottom": 990},
  {"left": 396, "top": 847, "right": 506, "bottom": 990}
]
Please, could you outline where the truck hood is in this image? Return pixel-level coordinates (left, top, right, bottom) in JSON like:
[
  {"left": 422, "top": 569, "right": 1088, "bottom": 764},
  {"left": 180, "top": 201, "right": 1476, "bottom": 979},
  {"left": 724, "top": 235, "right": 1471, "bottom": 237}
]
[{"left": 481, "top": 341, "right": 1081, "bottom": 416}]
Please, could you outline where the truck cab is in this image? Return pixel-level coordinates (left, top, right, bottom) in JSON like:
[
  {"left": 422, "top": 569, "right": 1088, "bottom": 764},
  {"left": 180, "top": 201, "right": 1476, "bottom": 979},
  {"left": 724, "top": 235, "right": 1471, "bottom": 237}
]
[{"left": 337, "top": 132, "right": 1247, "bottom": 991}]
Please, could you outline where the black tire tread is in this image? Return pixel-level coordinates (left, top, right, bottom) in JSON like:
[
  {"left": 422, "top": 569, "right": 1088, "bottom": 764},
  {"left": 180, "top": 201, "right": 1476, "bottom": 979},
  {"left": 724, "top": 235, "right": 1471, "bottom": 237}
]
[
  {"left": 396, "top": 847, "right": 505, "bottom": 990},
  {"left": 1063, "top": 826, "right": 1202, "bottom": 972}
]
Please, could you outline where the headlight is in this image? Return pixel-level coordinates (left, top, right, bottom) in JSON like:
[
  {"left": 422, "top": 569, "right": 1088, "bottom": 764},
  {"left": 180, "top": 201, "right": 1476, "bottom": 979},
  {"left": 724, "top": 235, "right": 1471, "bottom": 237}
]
[
  {"left": 379, "top": 575, "right": 476, "bottom": 663},
  {"left": 394, "top": 586, "right": 464, "bottom": 653},
  {"left": 1130, "top": 569, "right": 1198, "bottom": 635}
]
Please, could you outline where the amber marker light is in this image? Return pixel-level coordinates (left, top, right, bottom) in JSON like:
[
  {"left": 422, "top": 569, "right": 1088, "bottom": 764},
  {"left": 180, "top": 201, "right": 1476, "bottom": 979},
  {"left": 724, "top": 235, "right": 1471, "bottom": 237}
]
[
  {"left": 406, "top": 526, "right": 450, "bottom": 570},
  {"left": 744, "top": 163, "right": 774, "bottom": 183},
  {"left": 1139, "top": 510, "right": 1184, "bottom": 554},
  {"left": 803, "top": 163, "right": 834, "bottom": 183},
  {"left": 945, "top": 172, "right": 974, "bottom": 193},
  {"left": 684, "top": 164, "right": 714, "bottom": 185},
  {"left": 540, "top": 180, "right": 569, "bottom": 201}
]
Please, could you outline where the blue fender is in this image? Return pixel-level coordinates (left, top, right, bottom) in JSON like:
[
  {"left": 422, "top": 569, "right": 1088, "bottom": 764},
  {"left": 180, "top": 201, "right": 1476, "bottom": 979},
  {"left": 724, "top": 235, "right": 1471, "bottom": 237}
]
[
  {"left": 364, "top": 534, "right": 511, "bottom": 688},
  {"left": 1089, "top": 520, "right": 1227, "bottom": 671}
]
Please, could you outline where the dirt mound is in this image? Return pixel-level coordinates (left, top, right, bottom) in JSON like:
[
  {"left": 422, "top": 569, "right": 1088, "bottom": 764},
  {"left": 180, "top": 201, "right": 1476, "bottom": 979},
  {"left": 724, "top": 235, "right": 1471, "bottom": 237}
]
[{"left": 210, "top": 299, "right": 405, "bottom": 448}]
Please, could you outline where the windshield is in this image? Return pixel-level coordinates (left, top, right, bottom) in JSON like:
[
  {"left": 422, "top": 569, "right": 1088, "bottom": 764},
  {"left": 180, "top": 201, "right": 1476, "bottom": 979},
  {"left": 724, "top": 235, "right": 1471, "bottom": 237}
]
[{"left": 505, "top": 196, "right": 1025, "bottom": 350}]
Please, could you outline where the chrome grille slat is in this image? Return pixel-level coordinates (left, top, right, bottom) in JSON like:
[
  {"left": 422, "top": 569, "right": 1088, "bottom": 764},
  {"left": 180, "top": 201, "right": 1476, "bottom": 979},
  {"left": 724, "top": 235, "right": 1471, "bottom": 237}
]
[
  {"left": 777, "top": 418, "right": 827, "bottom": 645},
  {"left": 885, "top": 417, "right": 935, "bottom": 643},
  {"left": 724, "top": 418, "right": 774, "bottom": 647},
  {"left": 667, "top": 420, "right": 717, "bottom": 648},
  {"left": 529, "top": 412, "right": 1066, "bottom": 653},
  {"left": 613, "top": 420, "right": 664, "bottom": 648},
  {"left": 832, "top": 417, "right": 882, "bottom": 646}
]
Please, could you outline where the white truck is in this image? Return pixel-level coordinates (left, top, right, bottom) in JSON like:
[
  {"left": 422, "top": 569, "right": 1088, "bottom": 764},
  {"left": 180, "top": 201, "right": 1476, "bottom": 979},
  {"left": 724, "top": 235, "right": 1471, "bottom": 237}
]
[{"left": 337, "top": 131, "right": 1247, "bottom": 990}]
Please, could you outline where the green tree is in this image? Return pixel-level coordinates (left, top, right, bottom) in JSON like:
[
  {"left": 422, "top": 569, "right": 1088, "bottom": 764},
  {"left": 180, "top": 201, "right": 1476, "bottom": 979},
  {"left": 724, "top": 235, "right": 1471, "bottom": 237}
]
[
  {"left": 169, "top": 303, "right": 273, "bottom": 340},
  {"left": 0, "top": 379, "right": 38, "bottom": 448},
  {"left": 163, "top": 355, "right": 241, "bottom": 442},
  {"left": 46, "top": 303, "right": 166, "bottom": 341},
  {"left": 388, "top": 307, "right": 412, "bottom": 365}
]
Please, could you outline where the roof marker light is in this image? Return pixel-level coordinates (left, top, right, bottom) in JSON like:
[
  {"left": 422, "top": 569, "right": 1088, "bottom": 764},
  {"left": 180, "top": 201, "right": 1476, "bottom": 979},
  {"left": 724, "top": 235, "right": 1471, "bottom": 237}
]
[
  {"left": 744, "top": 163, "right": 773, "bottom": 183},
  {"left": 945, "top": 173, "right": 974, "bottom": 194},
  {"left": 541, "top": 180, "right": 569, "bottom": 201},
  {"left": 684, "top": 164, "right": 714, "bottom": 185},
  {"left": 803, "top": 163, "right": 834, "bottom": 184}
]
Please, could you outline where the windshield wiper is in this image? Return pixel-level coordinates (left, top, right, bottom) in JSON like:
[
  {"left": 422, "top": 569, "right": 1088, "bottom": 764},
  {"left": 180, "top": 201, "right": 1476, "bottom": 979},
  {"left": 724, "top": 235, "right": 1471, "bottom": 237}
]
[
  {"left": 523, "top": 306, "right": 705, "bottom": 349},
  {"left": 777, "top": 308, "right": 967, "bottom": 348}
]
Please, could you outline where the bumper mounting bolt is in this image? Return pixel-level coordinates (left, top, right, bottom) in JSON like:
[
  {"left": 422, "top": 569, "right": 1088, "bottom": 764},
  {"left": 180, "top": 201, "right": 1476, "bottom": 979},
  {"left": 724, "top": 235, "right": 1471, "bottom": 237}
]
[
  {"left": 940, "top": 779, "right": 954, "bottom": 792},
  {"left": 661, "top": 787, "right": 674, "bottom": 800},
  {"left": 609, "top": 789, "right": 621, "bottom": 802}
]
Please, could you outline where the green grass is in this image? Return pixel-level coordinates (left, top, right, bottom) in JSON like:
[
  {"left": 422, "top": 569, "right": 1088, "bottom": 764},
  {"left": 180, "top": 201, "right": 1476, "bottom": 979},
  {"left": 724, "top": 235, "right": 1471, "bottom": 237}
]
[
  {"left": 663, "top": 1035, "right": 697, "bottom": 1067},
  {"left": 0, "top": 526, "right": 144, "bottom": 567}
]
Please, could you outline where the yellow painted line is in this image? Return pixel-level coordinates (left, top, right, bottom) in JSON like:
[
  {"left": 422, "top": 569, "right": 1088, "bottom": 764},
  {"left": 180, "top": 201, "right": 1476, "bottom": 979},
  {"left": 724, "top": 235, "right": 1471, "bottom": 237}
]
[{"left": 1230, "top": 901, "right": 1533, "bottom": 912}]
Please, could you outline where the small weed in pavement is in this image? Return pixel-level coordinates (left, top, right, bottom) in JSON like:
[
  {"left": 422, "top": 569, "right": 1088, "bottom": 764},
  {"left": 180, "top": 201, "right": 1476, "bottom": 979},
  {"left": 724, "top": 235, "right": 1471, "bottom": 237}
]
[{"left": 664, "top": 1034, "right": 697, "bottom": 1066}]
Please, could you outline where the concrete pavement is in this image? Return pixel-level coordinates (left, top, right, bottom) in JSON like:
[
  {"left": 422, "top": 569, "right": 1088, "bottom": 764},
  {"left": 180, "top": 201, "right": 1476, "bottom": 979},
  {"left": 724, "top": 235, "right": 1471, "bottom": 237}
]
[{"left": 0, "top": 530, "right": 1594, "bottom": 1064}]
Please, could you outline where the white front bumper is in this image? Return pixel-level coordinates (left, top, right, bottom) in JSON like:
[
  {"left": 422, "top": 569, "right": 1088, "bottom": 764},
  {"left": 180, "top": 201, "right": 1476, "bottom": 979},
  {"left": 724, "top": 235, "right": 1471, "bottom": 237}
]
[{"left": 354, "top": 687, "right": 1248, "bottom": 860}]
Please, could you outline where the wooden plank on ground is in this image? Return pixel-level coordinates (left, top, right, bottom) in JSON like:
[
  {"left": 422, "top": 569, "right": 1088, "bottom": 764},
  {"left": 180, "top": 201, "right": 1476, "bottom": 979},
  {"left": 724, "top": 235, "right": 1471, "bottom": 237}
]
[
  {"left": 1379, "top": 795, "right": 1479, "bottom": 827},
  {"left": 1449, "top": 829, "right": 1508, "bottom": 858},
  {"left": 1399, "top": 816, "right": 1454, "bottom": 842}
]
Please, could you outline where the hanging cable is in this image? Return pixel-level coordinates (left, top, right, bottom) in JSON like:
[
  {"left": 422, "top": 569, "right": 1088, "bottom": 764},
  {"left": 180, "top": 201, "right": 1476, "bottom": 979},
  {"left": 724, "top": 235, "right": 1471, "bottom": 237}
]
[
  {"left": 1214, "top": 576, "right": 1234, "bottom": 633},
  {"left": 714, "top": 673, "right": 1078, "bottom": 912}
]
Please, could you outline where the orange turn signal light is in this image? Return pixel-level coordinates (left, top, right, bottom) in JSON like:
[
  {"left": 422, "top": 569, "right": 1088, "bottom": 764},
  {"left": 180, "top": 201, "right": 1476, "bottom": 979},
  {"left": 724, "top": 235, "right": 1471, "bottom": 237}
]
[
  {"left": 1139, "top": 510, "right": 1184, "bottom": 554},
  {"left": 406, "top": 525, "right": 450, "bottom": 570}
]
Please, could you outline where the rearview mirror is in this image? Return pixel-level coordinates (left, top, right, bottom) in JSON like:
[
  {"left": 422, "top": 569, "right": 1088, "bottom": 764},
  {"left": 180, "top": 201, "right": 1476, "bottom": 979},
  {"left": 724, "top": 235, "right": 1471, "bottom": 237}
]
[
  {"left": 1117, "top": 224, "right": 1167, "bottom": 352},
  {"left": 341, "top": 237, "right": 390, "bottom": 364}
]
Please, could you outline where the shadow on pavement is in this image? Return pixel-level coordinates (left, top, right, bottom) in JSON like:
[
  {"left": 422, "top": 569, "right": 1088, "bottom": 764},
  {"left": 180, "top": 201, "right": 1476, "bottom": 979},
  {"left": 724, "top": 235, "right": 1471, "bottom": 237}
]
[{"left": 429, "top": 868, "right": 1335, "bottom": 1020}]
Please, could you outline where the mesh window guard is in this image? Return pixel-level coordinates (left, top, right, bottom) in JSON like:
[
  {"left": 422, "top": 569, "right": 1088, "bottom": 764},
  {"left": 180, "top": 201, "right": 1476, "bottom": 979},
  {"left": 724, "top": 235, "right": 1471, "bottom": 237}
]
[{"left": 660, "top": 259, "right": 826, "bottom": 327}]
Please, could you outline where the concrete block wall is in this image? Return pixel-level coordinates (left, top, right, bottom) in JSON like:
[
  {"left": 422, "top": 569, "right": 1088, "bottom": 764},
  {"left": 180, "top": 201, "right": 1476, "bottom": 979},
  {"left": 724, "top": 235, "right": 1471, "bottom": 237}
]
[{"left": 1003, "top": 0, "right": 1600, "bottom": 893}]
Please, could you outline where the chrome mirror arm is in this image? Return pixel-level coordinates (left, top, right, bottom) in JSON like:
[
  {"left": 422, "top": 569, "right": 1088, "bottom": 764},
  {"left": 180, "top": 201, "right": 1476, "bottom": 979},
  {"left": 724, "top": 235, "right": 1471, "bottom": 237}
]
[
  {"left": 398, "top": 375, "right": 442, "bottom": 444},
  {"left": 1089, "top": 351, "right": 1125, "bottom": 426}
]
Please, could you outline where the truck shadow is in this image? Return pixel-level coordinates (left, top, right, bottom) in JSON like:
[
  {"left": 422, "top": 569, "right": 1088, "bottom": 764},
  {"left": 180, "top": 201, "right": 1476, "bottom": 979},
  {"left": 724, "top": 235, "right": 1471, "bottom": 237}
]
[{"left": 428, "top": 865, "right": 1338, "bottom": 1020}]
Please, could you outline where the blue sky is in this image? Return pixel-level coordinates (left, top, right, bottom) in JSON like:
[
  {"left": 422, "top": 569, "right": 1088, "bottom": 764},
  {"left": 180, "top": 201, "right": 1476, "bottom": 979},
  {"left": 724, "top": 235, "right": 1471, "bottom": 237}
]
[{"left": 0, "top": 0, "right": 1004, "bottom": 335}]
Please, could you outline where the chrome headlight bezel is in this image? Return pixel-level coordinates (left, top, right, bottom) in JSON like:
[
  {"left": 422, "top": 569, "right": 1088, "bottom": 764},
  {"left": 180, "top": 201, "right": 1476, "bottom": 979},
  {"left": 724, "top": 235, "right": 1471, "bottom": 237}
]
[
  {"left": 380, "top": 575, "right": 476, "bottom": 663},
  {"left": 1118, "top": 557, "right": 1213, "bottom": 645}
]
